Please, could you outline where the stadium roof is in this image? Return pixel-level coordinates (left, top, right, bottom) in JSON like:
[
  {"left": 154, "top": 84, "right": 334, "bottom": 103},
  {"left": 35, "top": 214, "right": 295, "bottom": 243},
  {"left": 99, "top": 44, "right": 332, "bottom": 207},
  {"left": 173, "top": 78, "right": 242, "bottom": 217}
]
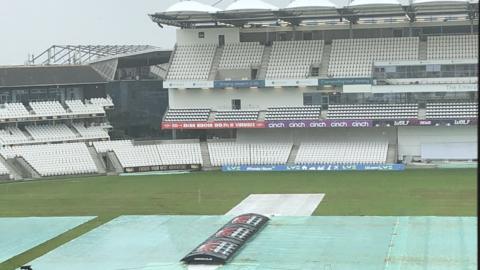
[
  {"left": 28, "top": 45, "right": 159, "bottom": 66},
  {"left": 285, "top": 0, "right": 338, "bottom": 9},
  {"left": 224, "top": 0, "right": 279, "bottom": 11},
  {"left": 150, "top": 0, "right": 478, "bottom": 27},
  {"left": 0, "top": 65, "right": 107, "bottom": 88},
  {"left": 165, "top": 0, "right": 221, "bottom": 14}
]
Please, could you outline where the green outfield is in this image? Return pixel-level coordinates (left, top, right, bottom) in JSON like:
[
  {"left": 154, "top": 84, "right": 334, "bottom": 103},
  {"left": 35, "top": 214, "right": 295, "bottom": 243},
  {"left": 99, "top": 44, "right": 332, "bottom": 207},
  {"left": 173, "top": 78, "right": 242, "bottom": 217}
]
[
  {"left": 0, "top": 169, "right": 476, "bottom": 217},
  {"left": 0, "top": 168, "right": 477, "bottom": 269}
]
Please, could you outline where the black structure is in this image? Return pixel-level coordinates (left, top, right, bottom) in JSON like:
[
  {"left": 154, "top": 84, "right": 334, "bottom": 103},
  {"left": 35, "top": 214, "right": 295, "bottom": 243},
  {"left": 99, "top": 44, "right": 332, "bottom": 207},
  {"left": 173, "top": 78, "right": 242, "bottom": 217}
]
[
  {"left": 181, "top": 213, "right": 269, "bottom": 265},
  {"left": 0, "top": 65, "right": 106, "bottom": 88}
]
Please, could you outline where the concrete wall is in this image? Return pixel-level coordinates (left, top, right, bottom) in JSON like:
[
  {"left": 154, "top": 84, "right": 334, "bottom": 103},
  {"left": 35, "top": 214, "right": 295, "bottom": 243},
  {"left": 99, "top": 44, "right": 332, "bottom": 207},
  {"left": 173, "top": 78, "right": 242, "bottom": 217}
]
[
  {"left": 169, "top": 87, "right": 307, "bottom": 110},
  {"left": 397, "top": 126, "right": 477, "bottom": 159},
  {"left": 176, "top": 28, "right": 240, "bottom": 45}
]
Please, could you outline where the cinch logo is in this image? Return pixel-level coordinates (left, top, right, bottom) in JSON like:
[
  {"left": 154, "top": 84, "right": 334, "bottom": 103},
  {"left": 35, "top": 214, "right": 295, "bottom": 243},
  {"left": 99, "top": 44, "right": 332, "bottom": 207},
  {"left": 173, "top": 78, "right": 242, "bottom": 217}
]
[
  {"left": 352, "top": 121, "right": 370, "bottom": 127},
  {"left": 288, "top": 123, "right": 305, "bottom": 128},
  {"left": 330, "top": 122, "right": 347, "bottom": 127},
  {"left": 310, "top": 122, "right": 327, "bottom": 128},
  {"left": 454, "top": 120, "right": 470, "bottom": 125},
  {"left": 268, "top": 123, "right": 285, "bottom": 128}
]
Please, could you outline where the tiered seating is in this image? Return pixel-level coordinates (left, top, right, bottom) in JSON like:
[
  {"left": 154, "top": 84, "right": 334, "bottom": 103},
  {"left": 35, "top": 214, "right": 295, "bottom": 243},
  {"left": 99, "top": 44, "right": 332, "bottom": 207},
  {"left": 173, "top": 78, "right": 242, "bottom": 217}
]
[
  {"left": 156, "top": 143, "right": 202, "bottom": 166},
  {"left": 295, "top": 140, "right": 388, "bottom": 164},
  {"left": 426, "top": 102, "right": 477, "bottom": 119},
  {"left": 93, "top": 140, "right": 202, "bottom": 168},
  {"left": 163, "top": 108, "right": 210, "bottom": 122},
  {"left": 219, "top": 42, "right": 264, "bottom": 69},
  {"left": 0, "top": 127, "right": 31, "bottom": 145},
  {"left": 329, "top": 37, "right": 418, "bottom": 77},
  {"left": 266, "top": 106, "right": 321, "bottom": 120},
  {"left": 92, "top": 140, "right": 133, "bottom": 153},
  {"left": 266, "top": 40, "right": 324, "bottom": 79},
  {"left": 327, "top": 103, "right": 418, "bottom": 119},
  {"left": 208, "top": 142, "right": 292, "bottom": 166},
  {"left": 30, "top": 101, "right": 67, "bottom": 117},
  {"left": 0, "top": 103, "right": 31, "bottom": 119},
  {"left": 168, "top": 44, "right": 217, "bottom": 80},
  {"left": 427, "top": 35, "right": 478, "bottom": 60},
  {"left": 11, "top": 143, "right": 98, "bottom": 176},
  {"left": 0, "top": 146, "right": 18, "bottom": 159},
  {"left": 66, "top": 100, "right": 105, "bottom": 115},
  {"left": 0, "top": 161, "right": 11, "bottom": 178},
  {"left": 215, "top": 111, "right": 259, "bottom": 121},
  {"left": 89, "top": 97, "right": 114, "bottom": 108},
  {"left": 72, "top": 123, "right": 109, "bottom": 139},
  {"left": 25, "top": 124, "right": 78, "bottom": 142}
]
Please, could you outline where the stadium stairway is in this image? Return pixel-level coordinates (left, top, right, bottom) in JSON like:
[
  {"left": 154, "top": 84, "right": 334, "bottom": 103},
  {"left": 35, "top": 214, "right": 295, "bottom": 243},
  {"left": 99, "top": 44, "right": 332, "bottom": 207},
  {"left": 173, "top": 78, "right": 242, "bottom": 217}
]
[
  {"left": 418, "top": 108, "right": 427, "bottom": 119},
  {"left": 106, "top": 151, "right": 124, "bottom": 174},
  {"left": 0, "top": 156, "right": 22, "bottom": 180},
  {"left": 387, "top": 144, "right": 398, "bottom": 163},
  {"left": 318, "top": 44, "right": 332, "bottom": 77},
  {"left": 287, "top": 144, "right": 300, "bottom": 165},
  {"left": 257, "top": 46, "right": 272, "bottom": 80},
  {"left": 13, "top": 157, "right": 41, "bottom": 179},
  {"left": 68, "top": 123, "right": 83, "bottom": 138},
  {"left": 209, "top": 46, "right": 223, "bottom": 81},
  {"left": 87, "top": 145, "right": 107, "bottom": 174},
  {"left": 200, "top": 141, "right": 213, "bottom": 169},
  {"left": 418, "top": 39, "right": 428, "bottom": 60}
]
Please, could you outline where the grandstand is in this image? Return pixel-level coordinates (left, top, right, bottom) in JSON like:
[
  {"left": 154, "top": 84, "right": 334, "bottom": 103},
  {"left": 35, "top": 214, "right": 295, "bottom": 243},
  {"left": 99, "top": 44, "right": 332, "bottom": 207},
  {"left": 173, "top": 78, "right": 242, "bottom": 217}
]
[
  {"left": 0, "top": 1, "right": 478, "bottom": 270},
  {"left": 0, "top": 0, "right": 477, "bottom": 180}
]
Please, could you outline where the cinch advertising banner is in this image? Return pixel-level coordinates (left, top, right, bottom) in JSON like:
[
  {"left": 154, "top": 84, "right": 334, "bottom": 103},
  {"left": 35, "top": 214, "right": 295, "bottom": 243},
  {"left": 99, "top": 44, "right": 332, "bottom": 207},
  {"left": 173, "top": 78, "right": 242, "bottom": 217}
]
[
  {"left": 266, "top": 120, "right": 373, "bottom": 128},
  {"left": 222, "top": 164, "right": 406, "bottom": 172}
]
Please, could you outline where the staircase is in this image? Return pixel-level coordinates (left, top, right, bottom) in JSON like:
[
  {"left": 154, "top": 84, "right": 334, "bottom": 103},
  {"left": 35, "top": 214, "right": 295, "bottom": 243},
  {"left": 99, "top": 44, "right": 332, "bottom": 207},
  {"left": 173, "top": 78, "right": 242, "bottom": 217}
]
[
  {"left": 208, "top": 46, "right": 224, "bottom": 80},
  {"left": 150, "top": 64, "right": 169, "bottom": 80},
  {"left": 67, "top": 123, "right": 83, "bottom": 138},
  {"left": 257, "top": 46, "right": 272, "bottom": 80},
  {"left": 418, "top": 108, "right": 427, "bottom": 119},
  {"left": 87, "top": 146, "right": 106, "bottom": 174},
  {"left": 257, "top": 111, "right": 267, "bottom": 121},
  {"left": 200, "top": 141, "right": 212, "bottom": 169},
  {"left": 106, "top": 151, "right": 124, "bottom": 174},
  {"left": 13, "top": 157, "right": 41, "bottom": 179},
  {"left": 287, "top": 144, "right": 300, "bottom": 164},
  {"left": 0, "top": 156, "right": 22, "bottom": 180},
  {"left": 207, "top": 111, "right": 216, "bottom": 122},
  {"left": 318, "top": 44, "right": 332, "bottom": 77},
  {"left": 387, "top": 144, "right": 398, "bottom": 163},
  {"left": 418, "top": 40, "right": 428, "bottom": 60}
]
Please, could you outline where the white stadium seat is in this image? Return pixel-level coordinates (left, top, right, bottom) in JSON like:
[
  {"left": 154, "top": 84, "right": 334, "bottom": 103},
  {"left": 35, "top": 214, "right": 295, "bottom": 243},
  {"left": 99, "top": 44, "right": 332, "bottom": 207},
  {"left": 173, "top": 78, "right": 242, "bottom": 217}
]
[
  {"left": 208, "top": 142, "right": 292, "bottom": 166},
  {"left": 327, "top": 103, "right": 418, "bottom": 119},
  {"left": 219, "top": 42, "right": 264, "bottom": 69},
  {"left": 328, "top": 37, "right": 419, "bottom": 78},
  {"left": 427, "top": 35, "right": 478, "bottom": 60},
  {"left": 6, "top": 143, "right": 98, "bottom": 177},
  {"left": 266, "top": 40, "right": 324, "bottom": 79},
  {"left": 167, "top": 44, "right": 217, "bottom": 80},
  {"left": 295, "top": 139, "right": 388, "bottom": 165},
  {"left": 93, "top": 140, "right": 203, "bottom": 168}
]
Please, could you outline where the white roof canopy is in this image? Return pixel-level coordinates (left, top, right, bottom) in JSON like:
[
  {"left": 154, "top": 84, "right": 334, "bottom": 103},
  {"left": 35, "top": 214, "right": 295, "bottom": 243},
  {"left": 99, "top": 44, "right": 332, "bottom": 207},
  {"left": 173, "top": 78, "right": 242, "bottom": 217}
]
[
  {"left": 224, "top": 0, "right": 279, "bottom": 11},
  {"left": 165, "top": 0, "right": 221, "bottom": 14},
  {"left": 413, "top": 0, "right": 469, "bottom": 4},
  {"left": 349, "top": 0, "right": 401, "bottom": 6},
  {"left": 285, "top": 0, "right": 338, "bottom": 9}
]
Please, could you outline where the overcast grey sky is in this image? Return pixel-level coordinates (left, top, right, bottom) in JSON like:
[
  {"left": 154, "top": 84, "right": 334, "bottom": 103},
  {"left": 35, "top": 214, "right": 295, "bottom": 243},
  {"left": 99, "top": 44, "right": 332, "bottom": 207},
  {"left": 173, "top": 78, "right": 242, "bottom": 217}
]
[{"left": 0, "top": 0, "right": 313, "bottom": 65}]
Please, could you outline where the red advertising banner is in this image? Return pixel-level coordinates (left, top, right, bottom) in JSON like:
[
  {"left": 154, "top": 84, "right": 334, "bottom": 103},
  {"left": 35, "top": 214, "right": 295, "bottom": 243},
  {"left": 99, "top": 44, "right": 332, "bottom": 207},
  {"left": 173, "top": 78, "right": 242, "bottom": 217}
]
[{"left": 161, "top": 121, "right": 266, "bottom": 129}]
